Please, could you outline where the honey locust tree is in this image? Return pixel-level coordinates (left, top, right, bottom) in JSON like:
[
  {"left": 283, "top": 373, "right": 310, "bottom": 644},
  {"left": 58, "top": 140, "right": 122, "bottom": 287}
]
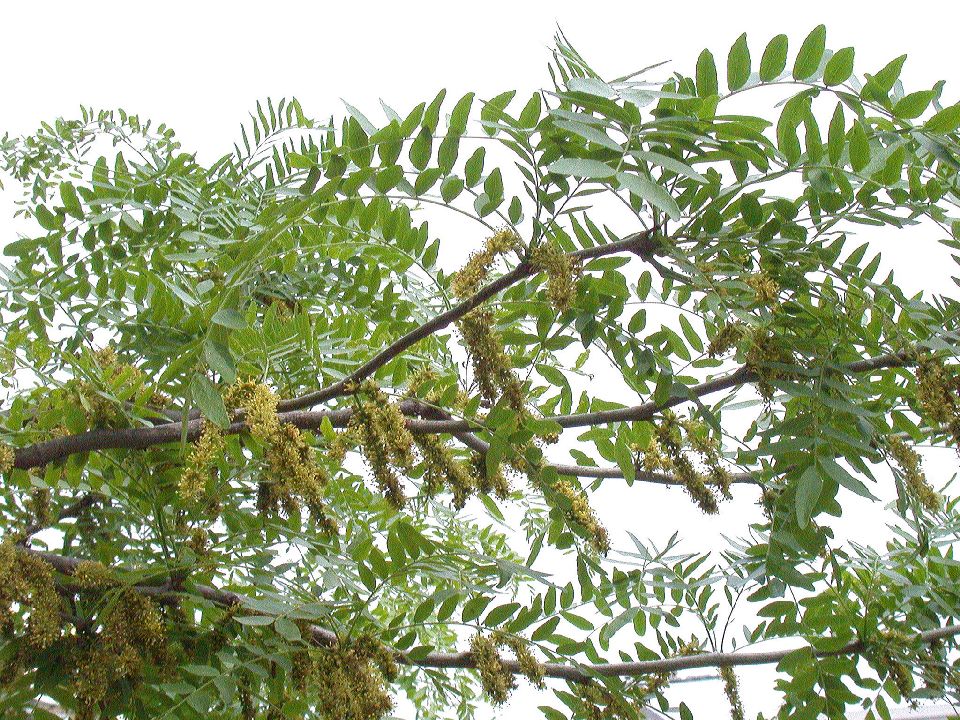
[{"left": 2, "top": 26, "right": 960, "bottom": 720}]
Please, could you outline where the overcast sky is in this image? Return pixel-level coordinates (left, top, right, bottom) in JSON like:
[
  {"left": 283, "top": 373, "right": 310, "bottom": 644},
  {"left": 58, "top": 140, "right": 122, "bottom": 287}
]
[{"left": 3, "top": 2, "right": 960, "bottom": 718}]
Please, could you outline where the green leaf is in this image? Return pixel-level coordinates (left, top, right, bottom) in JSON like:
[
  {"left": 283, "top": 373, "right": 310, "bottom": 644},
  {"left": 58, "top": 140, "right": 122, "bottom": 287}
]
[
  {"left": 484, "top": 602, "right": 521, "bottom": 626},
  {"left": 547, "top": 158, "right": 615, "bottom": 179},
  {"left": 449, "top": 92, "right": 475, "bottom": 133},
  {"left": 759, "top": 34, "right": 789, "bottom": 82},
  {"left": 59, "top": 181, "right": 83, "bottom": 219},
  {"left": 823, "top": 47, "right": 855, "bottom": 86},
  {"left": 925, "top": 103, "right": 960, "bottom": 133},
  {"left": 848, "top": 122, "right": 871, "bottom": 172},
  {"left": 440, "top": 175, "right": 464, "bottom": 203},
  {"left": 274, "top": 616, "right": 302, "bottom": 642},
  {"left": 614, "top": 438, "right": 635, "bottom": 484},
  {"left": 464, "top": 147, "right": 485, "bottom": 187},
  {"left": 204, "top": 337, "right": 237, "bottom": 384},
  {"left": 235, "top": 615, "right": 274, "bottom": 626},
  {"left": 211, "top": 308, "right": 246, "bottom": 330},
  {"left": 893, "top": 90, "right": 936, "bottom": 119},
  {"left": 795, "top": 464, "right": 823, "bottom": 528},
  {"left": 818, "top": 456, "right": 878, "bottom": 500},
  {"left": 189, "top": 373, "right": 230, "bottom": 429},
  {"left": 462, "top": 595, "right": 493, "bottom": 623},
  {"left": 865, "top": 54, "right": 907, "bottom": 98},
  {"left": 616, "top": 172, "right": 681, "bottom": 220},
  {"left": 727, "top": 33, "right": 751, "bottom": 91},
  {"left": 409, "top": 127, "right": 433, "bottom": 171},
  {"left": 793, "top": 25, "right": 826, "bottom": 80},
  {"left": 631, "top": 150, "right": 707, "bottom": 183},
  {"left": 828, "top": 103, "right": 846, "bottom": 165},
  {"left": 696, "top": 49, "right": 718, "bottom": 97},
  {"left": 35, "top": 205, "right": 62, "bottom": 231}
]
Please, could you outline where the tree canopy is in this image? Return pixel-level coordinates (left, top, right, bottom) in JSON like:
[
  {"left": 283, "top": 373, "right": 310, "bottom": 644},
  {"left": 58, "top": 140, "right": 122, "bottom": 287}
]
[{"left": 2, "top": 25, "right": 960, "bottom": 720}]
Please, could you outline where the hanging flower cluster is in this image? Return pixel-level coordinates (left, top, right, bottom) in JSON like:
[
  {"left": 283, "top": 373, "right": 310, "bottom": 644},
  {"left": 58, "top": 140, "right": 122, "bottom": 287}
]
[
  {"left": 345, "top": 380, "right": 417, "bottom": 508},
  {"left": 746, "top": 270, "right": 780, "bottom": 307},
  {"left": 916, "top": 356, "right": 960, "bottom": 447},
  {"left": 290, "top": 635, "right": 398, "bottom": 720},
  {"left": 450, "top": 227, "right": 522, "bottom": 298},
  {"left": 72, "top": 588, "right": 167, "bottom": 720},
  {"left": 571, "top": 682, "right": 639, "bottom": 720},
  {"left": 28, "top": 487, "right": 51, "bottom": 527},
  {"left": 226, "top": 381, "right": 335, "bottom": 531},
  {"left": 469, "top": 632, "right": 544, "bottom": 705},
  {"left": 457, "top": 308, "right": 526, "bottom": 413},
  {"left": 531, "top": 240, "right": 581, "bottom": 312},
  {"left": 640, "top": 411, "right": 732, "bottom": 513},
  {"left": 719, "top": 666, "right": 745, "bottom": 720},
  {"left": 553, "top": 479, "right": 611, "bottom": 554},
  {"left": 0, "top": 442, "right": 13, "bottom": 474},
  {"left": 707, "top": 321, "right": 745, "bottom": 359},
  {"left": 0, "top": 542, "right": 61, "bottom": 650},
  {"left": 886, "top": 435, "right": 941, "bottom": 512},
  {"left": 866, "top": 627, "right": 922, "bottom": 701},
  {"left": 415, "top": 433, "right": 510, "bottom": 509},
  {"left": 744, "top": 329, "right": 797, "bottom": 402},
  {"left": 178, "top": 421, "right": 225, "bottom": 504}
]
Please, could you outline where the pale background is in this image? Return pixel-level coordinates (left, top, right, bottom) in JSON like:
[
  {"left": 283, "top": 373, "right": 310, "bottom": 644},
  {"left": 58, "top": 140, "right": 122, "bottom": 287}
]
[{"left": 2, "top": 1, "right": 960, "bottom": 718}]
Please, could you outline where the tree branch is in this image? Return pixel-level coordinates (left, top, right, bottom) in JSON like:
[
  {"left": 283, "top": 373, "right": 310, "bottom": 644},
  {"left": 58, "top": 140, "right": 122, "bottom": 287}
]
[
  {"left": 10, "top": 349, "right": 913, "bottom": 471},
  {"left": 22, "top": 548, "right": 960, "bottom": 685}
]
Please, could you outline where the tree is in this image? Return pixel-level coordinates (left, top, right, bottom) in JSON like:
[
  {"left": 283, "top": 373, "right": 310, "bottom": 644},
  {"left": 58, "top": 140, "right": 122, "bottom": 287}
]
[{"left": 1, "top": 24, "right": 960, "bottom": 720}]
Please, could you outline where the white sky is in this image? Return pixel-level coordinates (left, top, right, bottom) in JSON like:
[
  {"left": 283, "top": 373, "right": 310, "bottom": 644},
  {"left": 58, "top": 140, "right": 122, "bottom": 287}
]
[{"left": 2, "top": 2, "right": 960, "bottom": 718}]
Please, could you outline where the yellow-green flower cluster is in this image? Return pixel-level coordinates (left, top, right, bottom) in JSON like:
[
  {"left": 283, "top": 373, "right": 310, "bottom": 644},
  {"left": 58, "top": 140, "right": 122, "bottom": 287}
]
[
  {"left": 641, "top": 412, "right": 729, "bottom": 514},
  {"left": 470, "top": 631, "right": 545, "bottom": 705},
  {"left": 744, "top": 329, "right": 796, "bottom": 402},
  {"left": 916, "top": 356, "right": 960, "bottom": 447},
  {"left": 0, "top": 542, "right": 61, "bottom": 650},
  {"left": 414, "top": 435, "right": 510, "bottom": 510},
  {"left": 707, "top": 321, "right": 745, "bottom": 359},
  {"left": 458, "top": 308, "right": 526, "bottom": 413},
  {"left": 291, "top": 635, "right": 398, "bottom": 720},
  {"left": 531, "top": 240, "right": 581, "bottom": 312},
  {"left": 470, "top": 633, "right": 512, "bottom": 704},
  {"left": 746, "top": 271, "right": 780, "bottom": 307},
  {"left": 554, "top": 479, "right": 610, "bottom": 554},
  {"left": 348, "top": 380, "right": 416, "bottom": 508},
  {"left": 572, "top": 681, "right": 636, "bottom": 720},
  {"left": 451, "top": 227, "right": 523, "bottom": 298},
  {"left": 73, "top": 588, "right": 167, "bottom": 718},
  {"left": 921, "top": 639, "right": 947, "bottom": 694},
  {"left": 887, "top": 436, "right": 941, "bottom": 512},
  {"left": 760, "top": 487, "right": 780, "bottom": 521},
  {"left": 28, "top": 488, "right": 51, "bottom": 526},
  {"left": 719, "top": 666, "right": 745, "bottom": 720},
  {"left": 867, "top": 627, "right": 919, "bottom": 701},
  {"left": 0, "top": 442, "right": 13, "bottom": 474},
  {"left": 227, "top": 381, "right": 335, "bottom": 530},
  {"left": 178, "top": 422, "right": 225, "bottom": 503},
  {"left": 72, "top": 560, "right": 115, "bottom": 590}
]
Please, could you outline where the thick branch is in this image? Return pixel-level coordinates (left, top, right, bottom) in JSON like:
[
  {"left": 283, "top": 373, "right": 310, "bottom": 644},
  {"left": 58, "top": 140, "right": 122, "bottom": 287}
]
[
  {"left": 23, "top": 548, "right": 960, "bottom": 684},
  {"left": 10, "top": 349, "right": 912, "bottom": 471}
]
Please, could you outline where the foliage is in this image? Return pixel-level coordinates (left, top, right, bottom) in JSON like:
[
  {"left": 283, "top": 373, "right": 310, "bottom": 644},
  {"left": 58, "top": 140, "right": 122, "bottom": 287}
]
[{"left": 2, "top": 26, "right": 960, "bottom": 720}]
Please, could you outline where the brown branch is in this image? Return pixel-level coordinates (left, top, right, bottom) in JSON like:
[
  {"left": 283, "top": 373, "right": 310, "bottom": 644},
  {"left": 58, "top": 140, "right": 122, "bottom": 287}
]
[
  {"left": 274, "top": 230, "right": 664, "bottom": 412},
  {"left": 22, "top": 548, "right": 960, "bottom": 684},
  {"left": 10, "top": 349, "right": 913, "bottom": 471}
]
